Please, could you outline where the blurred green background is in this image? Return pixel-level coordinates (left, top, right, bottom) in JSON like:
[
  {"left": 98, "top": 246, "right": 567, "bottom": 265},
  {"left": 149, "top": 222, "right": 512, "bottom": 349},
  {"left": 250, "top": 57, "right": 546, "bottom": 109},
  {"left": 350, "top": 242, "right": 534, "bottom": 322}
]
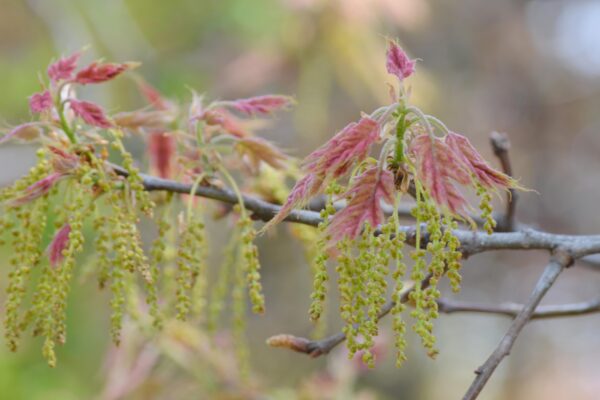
[{"left": 2, "top": 0, "right": 600, "bottom": 399}]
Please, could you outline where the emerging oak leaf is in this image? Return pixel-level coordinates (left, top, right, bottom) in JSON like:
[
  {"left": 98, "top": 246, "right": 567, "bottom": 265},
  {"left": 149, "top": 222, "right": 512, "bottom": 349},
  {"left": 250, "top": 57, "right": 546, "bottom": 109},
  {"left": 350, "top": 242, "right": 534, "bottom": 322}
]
[
  {"left": 386, "top": 40, "right": 416, "bottom": 81},
  {"left": 148, "top": 132, "right": 175, "bottom": 179},
  {"left": 74, "top": 61, "right": 137, "bottom": 85},
  {"left": 70, "top": 100, "right": 113, "bottom": 128},
  {"left": 225, "top": 95, "right": 294, "bottom": 116},
  {"left": 327, "top": 167, "right": 395, "bottom": 242},
  {"left": 48, "top": 146, "right": 80, "bottom": 174},
  {"left": 261, "top": 173, "right": 324, "bottom": 232},
  {"left": 235, "top": 137, "right": 287, "bottom": 174},
  {"left": 48, "top": 223, "right": 71, "bottom": 267},
  {"left": 0, "top": 123, "right": 42, "bottom": 144},
  {"left": 266, "top": 334, "right": 311, "bottom": 354},
  {"left": 29, "top": 90, "right": 53, "bottom": 113},
  {"left": 10, "top": 172, "right": 65, "bottom": 206},
  {"left": 410, "top": 134, "right": 472, "bottom": 214},
  {"left": 303, "top": 117, "right": 381, "bottom": 179},
  {"left": 113, "top": 110, "right": 175, "bottom": 132},
  {"left": 263, "top": 116, "right": 380, "bottom": 231},
  {"left": 445, "top": 132, "right": 516, "bottom": 191},
  {"left": 47, "top": 52, "right": 80, "bottom": 83}
]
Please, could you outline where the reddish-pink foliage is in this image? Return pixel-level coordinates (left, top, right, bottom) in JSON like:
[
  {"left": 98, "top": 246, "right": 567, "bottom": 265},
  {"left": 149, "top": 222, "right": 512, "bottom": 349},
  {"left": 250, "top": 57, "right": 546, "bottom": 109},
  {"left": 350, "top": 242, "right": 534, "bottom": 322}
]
[
  {"left": 70, "top": 100, "right": 113, "bottom": 128},
  {"left": 48, "top": 146, "right": 80, "bottom": 174},
  {"left": 386, "top": 41, "right": 416, "bottom": 81},
  {"left": 47, "top": 52, "right": 80, "bottom": 83},
  {"left": 262, "top": 173, "right": 324, "bottom": 231},
  {"left": 0, "top": 123, "right": 41, "bottom": 144},
  {"left": 236, "top": 136, "right": 287, "bottom": 173},
  {"left": 226, "top": 95, "right": 294, "bottom": 116},
  {"left": 12, "top": 172, "right": 65, "bottom": 206},
  {"left": 74, "top": 62, "right": 133, "bottom": 84},
  {"left": 303, "top": 117, "right": 380, "bottom": 179},
  {"left": 48, "top": 223, "right": 71, "bottom": 267},
  {"left": 410, "top": 134, "right": 472, "bottom": 214},
  {"left": 327, "top": 167, "right": 395, "bottom": 241},
  {"left": 29, "top": 90, "right": 53, "bottom": 113},
  {"left": 135, "top": 79, "right": 170, "bottom": 111},
  {"left": 148, "top": 132, "right": 175, "bottom": 179},
  {"left": 445, "top": 132, "right": 514, "bottom": 190}
]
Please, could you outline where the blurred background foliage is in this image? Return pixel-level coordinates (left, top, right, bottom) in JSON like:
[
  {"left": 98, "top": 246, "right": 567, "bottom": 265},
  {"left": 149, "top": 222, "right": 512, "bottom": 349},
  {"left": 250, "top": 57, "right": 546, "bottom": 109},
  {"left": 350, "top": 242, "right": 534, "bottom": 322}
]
[{"left": 1, "top": 0, "right": 600, "bottom": 399}]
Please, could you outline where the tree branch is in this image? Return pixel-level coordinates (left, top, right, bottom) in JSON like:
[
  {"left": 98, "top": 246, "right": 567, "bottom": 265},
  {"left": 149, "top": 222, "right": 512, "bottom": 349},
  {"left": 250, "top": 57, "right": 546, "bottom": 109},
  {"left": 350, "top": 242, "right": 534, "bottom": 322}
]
[
  {"left": 109, "top": 166, "right": 600, "bottom": 259},
  {"left": 462, "top": 249, "right": 573, "bottom": 400},
  {"left": 437, "top": 297, "right": 600, "bottom": 319}
]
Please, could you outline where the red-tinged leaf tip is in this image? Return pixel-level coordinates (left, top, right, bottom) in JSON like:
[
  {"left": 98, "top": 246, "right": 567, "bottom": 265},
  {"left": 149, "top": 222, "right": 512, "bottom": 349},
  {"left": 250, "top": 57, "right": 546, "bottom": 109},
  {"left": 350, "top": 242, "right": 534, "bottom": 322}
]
[
  {"left": 70, "top": 100, "right": 113, "bottom": 128},
  {"left": 135, "top": 78, "right": 170, "bottom": 110},
  {"left": 74, "top": 61, "right": 138, "bottom": 85},
  {"left": 148, "top": 132, "right": 175, "bottom": 179},
  {"left": 29, "top": 90, "right": 53, "bottom": 113},
  {"left": 327, "top": 167, "right": 395, "bottom": 242},
  {"left": 47, "top": 52, "right": 80, "bottom": 83},
  {"left": 11, "top": 172, "right": 65, "bottom": 206},
  {"left": 261, "top": 173, "right": 324, "bottom": 232},
  {"left": 48, "top": 146, "right": 80, "bottom": 174},
  {"left": 0, "top": 123, "right": 42, "bottom": 145},
  {"left": 444, "top": 132, "right": 515, "bottom": 190},
  {"left": 226, "top": 95, "right": 294, "bottom": 116},
  {"left": 302, "top": 117, "right": 381, "bottom": 179},
  {"left": 236, "top": 137, "right": 288, "bottom": 173},
  {"left": 386, "top": 40, "right": 416, "bottom": 81},
  {"left": 48, "top": 223, "right": 71, "bottom": 267},
  {"left": 410, "top": 134, "right": 472, "bottom": 215}
]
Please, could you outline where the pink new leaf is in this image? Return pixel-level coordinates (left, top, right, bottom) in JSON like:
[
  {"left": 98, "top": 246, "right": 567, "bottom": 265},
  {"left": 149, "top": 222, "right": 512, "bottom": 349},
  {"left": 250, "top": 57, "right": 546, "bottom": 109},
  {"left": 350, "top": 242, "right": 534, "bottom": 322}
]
[
  {"left": 262, "top": 173, "right": 324, "bottom": 232},
  {"left": 303, "top": 117, "right": 380, "bottom": 179},
  {"left": 74, "top": 61, "right": 137, "bottom": 84},
  {"left": 48, "top": 52, "right": 80, "bottom": 83},
  {"left": 226, "top": 95, "right": 294, "bottom": 116},
  {"left": 11, "top": 172, "right": 65, "bottom": 206},
  {"left": 235, "top": 136, "right": 288, "bottom": 173},
  {"left": 148, "top": 132, "right": 175, "bottom": 179},
  {"left": 70, "top": 100, "right": 113, "bottom": 128},
  {"left": 48, "top": 146, "right": 80, "bottom": 174},
  {"left": 0, "top": 123, "right": 42, "bottom": 145},
  {"left": 386, "top": 41, "right": 416, "bottom": 81},
  {"left": 410, "top": 134, "right": 472, "bottom": 214},
  {"left": 29, "top": 90, "right": 53, "bottom": 113},
  {"left": 444, "top": 132, "right": 515, "bottom": 190},
  {"left": 48, "top": 223, "right": 71, "bottom": 267},
  {"left": 327, "top": 167, "right": 395, "bottom": 242}
]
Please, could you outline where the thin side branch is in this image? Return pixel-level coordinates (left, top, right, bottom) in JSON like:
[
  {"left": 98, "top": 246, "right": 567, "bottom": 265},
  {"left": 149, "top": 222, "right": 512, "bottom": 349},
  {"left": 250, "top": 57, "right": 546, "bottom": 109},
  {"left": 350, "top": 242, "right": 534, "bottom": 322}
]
[
  {"left": 437, "top": 297, "right": 600, "bottom": 319},
  {"left": 268, "top": 276, "right": 429, "bottom": 358},
  {"left": 490, "top": 131, "right": 518, "bottom": 232},
  {"left": 462, "top": 249, "right": 574, "bottom": 400}
]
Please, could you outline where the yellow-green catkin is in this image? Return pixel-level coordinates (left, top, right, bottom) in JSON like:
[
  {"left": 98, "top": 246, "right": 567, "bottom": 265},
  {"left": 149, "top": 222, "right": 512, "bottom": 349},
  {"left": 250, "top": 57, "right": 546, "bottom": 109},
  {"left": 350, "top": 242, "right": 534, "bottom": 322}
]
[
  {"left": 190, "top": 214, "right": 208, "bottom": 319},
  {"left": 4, "top": 196, "right": 49, "bottom": 352},
  {"left": 207, "top": 232, "right": 238, "bottom": 333},
  {"left": 110, "top": 131, "right": 154, "bottom": 216},
  {"left": 147, "top": 193, "right": 173, "bottom": 329},
  {"left": 390, "top": 226, "right": 408, "bottom": 367},
  {"left": 409, "top": 196, "right": 438, "bottom": 358},
  {"left": 308, "top": 191, "right": 337, "bottom": 323},
  {"left": 232, "top": 241, "right": 250, "bottom": 378},
  {"left": 477, "top": 184, "right": 496, "bottom": 234},
  {"left": 174, "top": 214, "right": 207, "bottom": 320},
  {"left": 237, "top": 211, "right": 264, "bottom": 315},
  {"left": 443, "top": 216, "right": 463, "bottom": 292}
]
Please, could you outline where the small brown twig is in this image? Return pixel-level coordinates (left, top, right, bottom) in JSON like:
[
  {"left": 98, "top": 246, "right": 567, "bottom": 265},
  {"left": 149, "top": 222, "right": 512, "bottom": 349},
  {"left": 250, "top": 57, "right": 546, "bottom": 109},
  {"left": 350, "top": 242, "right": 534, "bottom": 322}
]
[
  {"left": 490, "top": 131, "right": 518, "bottom": 232},
  {"left": 267, "top": 275, "right": 431, "bottom": 358},
  {"left": 462, "top": 249, "right": 573, "bottom": 400}
]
